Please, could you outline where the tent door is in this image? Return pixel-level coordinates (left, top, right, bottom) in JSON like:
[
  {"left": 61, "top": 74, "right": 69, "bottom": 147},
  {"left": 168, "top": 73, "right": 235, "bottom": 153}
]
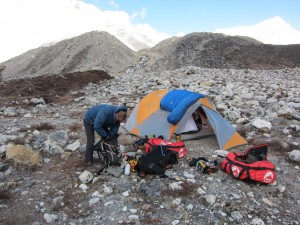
[
  {"left": 196, "top": 107, "right": 211, "bottom": 130},
  {"left": 178, "top": 107, "right": 214, "bottom": 140}
]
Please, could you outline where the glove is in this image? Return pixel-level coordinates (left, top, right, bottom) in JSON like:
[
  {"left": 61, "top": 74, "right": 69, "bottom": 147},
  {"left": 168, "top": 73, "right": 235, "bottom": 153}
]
[{"left": 107, "top": 134, "right": 119, "bottom": 140}]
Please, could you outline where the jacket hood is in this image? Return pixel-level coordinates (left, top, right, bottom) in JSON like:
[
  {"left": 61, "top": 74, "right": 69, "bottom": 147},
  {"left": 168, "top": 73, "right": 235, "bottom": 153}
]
[{"left": 114, "top": 105, "right": 128, "bottom": 113}]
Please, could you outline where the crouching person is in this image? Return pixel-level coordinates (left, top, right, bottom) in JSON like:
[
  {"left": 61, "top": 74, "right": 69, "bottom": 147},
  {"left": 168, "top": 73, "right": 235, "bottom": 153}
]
[{"left": 83, "top": 104, "right": 127, "bottom": 165}]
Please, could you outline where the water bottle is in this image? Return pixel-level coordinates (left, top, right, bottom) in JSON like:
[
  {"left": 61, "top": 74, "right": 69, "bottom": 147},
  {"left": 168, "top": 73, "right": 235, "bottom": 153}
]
[{"left": 124, "top": 163, "right": 130, "bottom": 176}]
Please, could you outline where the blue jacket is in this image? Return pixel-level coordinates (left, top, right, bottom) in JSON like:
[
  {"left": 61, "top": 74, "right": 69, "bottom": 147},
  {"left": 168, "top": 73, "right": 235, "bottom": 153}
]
[{"left": 84, "top": 104, "right": 127, "bottom": 138}]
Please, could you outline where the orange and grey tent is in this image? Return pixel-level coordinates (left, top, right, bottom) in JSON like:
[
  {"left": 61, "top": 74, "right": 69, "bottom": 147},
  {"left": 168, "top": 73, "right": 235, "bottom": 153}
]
[{"left": 124, "top": 89, "right": 247, "bottom": 150}]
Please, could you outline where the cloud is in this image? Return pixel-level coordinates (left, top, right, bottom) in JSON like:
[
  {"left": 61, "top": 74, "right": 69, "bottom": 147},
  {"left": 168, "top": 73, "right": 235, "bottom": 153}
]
[
  {"left": 176, "top": 32, "right": 185, "bottom": 37},
  {"left": 131, "top": 6, "right": 147, "bottom": 20},
  {"left": 215, "top": 16, "right": 300, "bottom": 45},
  {"left": 106, "top": 0, "right": 119, "bottom": 8},
  {"left": 0, "top": 0, "right": 169, "bottom": 63}
]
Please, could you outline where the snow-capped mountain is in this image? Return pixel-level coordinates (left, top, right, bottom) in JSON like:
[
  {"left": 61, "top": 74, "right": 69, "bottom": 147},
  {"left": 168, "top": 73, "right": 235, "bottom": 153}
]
[{"left": 215, "top": 16, "right": 300, "bottom": 45}]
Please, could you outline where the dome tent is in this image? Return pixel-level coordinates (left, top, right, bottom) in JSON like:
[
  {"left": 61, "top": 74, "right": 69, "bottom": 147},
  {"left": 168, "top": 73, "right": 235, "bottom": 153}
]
[{"left": 124, "top": 89, "right": 247, "bottom": 150}]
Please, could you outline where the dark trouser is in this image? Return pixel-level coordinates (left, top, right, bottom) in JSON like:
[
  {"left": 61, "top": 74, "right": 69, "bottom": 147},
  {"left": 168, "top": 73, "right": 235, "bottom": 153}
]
[{"left": 84, "top": 119, "right": 95, "bottom": 163}]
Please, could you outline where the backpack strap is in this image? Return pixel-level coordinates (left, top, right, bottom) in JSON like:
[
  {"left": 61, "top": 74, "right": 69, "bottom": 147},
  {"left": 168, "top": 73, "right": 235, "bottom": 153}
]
[{"left": 159, "top": 145, "right": 166, "bottom": 157}]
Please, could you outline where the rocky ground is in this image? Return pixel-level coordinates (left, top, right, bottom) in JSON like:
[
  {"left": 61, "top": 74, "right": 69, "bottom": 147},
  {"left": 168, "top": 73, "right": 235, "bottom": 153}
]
[{"left": 0, "top": 67, "right": 300, "bottom": 225}]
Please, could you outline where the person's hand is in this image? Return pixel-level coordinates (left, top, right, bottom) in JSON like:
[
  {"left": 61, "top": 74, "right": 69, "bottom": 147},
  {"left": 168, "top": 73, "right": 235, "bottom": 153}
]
[
  {"left": 100, "top": 136, "right": 108, "bottom": 142},
  {"left": 106, "top": 134, "right": 119, "bottom": 140}
]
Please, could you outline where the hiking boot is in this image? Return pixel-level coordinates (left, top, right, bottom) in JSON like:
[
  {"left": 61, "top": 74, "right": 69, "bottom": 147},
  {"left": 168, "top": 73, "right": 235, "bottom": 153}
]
[
  {"left": 85, "top": 161, "right": 100, "bottom": 174},
  {"left": 86, "top": 161, "right": 93, "bottom": 166}
]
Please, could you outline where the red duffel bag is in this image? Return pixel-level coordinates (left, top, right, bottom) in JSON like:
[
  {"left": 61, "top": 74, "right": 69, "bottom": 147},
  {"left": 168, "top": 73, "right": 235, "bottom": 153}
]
[
  {"left": 221, "top": 144, "right": 276, "bottom": 184},
  {"left": 145, "top": 137, "right": 187, "bottom": 158}
]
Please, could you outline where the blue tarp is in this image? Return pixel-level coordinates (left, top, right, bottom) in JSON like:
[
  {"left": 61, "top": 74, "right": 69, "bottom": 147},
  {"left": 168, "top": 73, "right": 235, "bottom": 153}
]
[{"left": 160, "top": 90, "right": 205, "bottom": 125}]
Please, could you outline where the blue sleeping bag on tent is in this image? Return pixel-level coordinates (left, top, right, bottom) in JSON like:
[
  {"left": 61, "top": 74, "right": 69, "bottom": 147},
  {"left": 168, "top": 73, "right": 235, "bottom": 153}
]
[{"left": 160, "top": 90, "right": 205, "bottom": 125}]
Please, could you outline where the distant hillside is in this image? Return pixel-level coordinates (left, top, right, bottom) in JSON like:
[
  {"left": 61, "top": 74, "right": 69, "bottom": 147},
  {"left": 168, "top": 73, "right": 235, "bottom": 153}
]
[
  {"left": 1, "top": 31, "right": 300, "bottom": 81},
  {"left": 137, "top": 32, "right": 300, "bottom": 71},
  {"left": 0, "top": 31, "right": 137, "bottom": 81}
]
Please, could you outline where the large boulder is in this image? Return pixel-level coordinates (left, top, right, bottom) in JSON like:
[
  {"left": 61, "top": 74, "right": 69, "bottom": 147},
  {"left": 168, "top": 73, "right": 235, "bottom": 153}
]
[{"left": 6, "top": 143, "right": 43, "bottom": 167}]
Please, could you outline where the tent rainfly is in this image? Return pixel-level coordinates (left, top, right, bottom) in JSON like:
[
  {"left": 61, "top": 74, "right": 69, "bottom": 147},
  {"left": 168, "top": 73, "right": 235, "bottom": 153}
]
[{"left": 124, "top": 89, "right": 247, "bottom": 150}]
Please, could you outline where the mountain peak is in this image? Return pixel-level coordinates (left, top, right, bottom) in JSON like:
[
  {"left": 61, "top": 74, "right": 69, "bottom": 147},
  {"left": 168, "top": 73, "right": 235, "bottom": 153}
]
[
  {"left": 257, "top": 16, "right": 293, "bottom": 30},
  {"left": 215, "top": 16, "right": 300, "bottom": 45},
  {"left": 263, "top": 16, "right": 287, "bottom": 24}
]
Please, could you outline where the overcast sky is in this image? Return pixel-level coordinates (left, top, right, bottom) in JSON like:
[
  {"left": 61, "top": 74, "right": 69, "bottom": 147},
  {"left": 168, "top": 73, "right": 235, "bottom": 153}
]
[{"left": 1, "top": 0, "right": 300, "bottom": 63}]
